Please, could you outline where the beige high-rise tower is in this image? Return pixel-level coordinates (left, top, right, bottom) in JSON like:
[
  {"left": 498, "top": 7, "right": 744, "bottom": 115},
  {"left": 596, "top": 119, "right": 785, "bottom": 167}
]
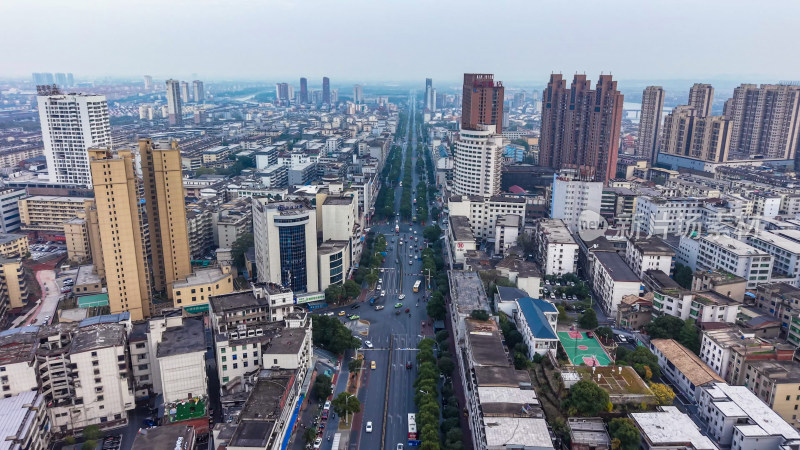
[
  {"left": 140, "top": 139, "right": 192, "bottom": 297},
  {"left": 637, "top": 86, "right": 665, "bottom": 163},
  {"left": 89, "top": 148, "right": 152, "bottom": 320},
  {"left": 688, "top": 83, "right": 714, "bottom": 117}
]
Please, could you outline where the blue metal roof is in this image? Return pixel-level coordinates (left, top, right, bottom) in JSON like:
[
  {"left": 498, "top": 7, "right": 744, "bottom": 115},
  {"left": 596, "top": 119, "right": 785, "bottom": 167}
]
[
  {"left": 78, "top": 312, "right": 130, "bottom": 328},
  {"left": 516, "top": 297, "right": 558, "bottom": 340}
]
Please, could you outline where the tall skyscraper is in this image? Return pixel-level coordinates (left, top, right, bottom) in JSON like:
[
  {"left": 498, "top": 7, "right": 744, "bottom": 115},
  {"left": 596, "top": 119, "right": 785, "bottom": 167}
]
[
  {"left": 253, "top": 199, "right": 319, "bottom": 293},
  {"left": 32, "top": 73, "right": 54, "bottom": 85},
  {"left": 688, "top": 83, "right": 714, "bottom": 117},
  {"left": 179, "top": 81, "right": 190, "bottom": 103},
  {"left": 353, "top": 84, "right": 364, "bottom": 104},
  {"left": 540, "top": 74, "right": 623, "bottom": 184},
  {"left": 37, "top": 87, "right": 111, "bottom": 187},
  {"left": 165, "top": 79, "right": 183, "bottom": 126},
  {"left": 322, "top": 77, "right": 331, "bottom": 104},
  {"left": 725, "top": 84, "right": 800, "bottom": 161},
  {"left": 88, "top": 148, "right": 152, "bottom": 320},
  {"left": 192, "top": 80, "right": 204, "bottom": 102},
  {"left": 452, "top": 125, "right": 504, "bottom": 198},
  {"left": 660, "top": 105, "right": 732, "bottom": 163},
  {"left": 275, "top": 83, "right": 290, "bottom": 105},
  {"left": 54, "top": 73, "right": 67, "bottom": 87},
  {"left": 140, "top": 139, "right": 192, "bottom": 297},
  {"left": 144, "top": 75, "right": 153, "bottom": 90},
  {"left": 461, "top": 73, "right": 505, "bottom": 133},
  {"left": 637, "top": 86, "right": 665, "bottom": 163},
  {"left": 425, "top": 78, "right": 433, "bottom": 110},
  {"left": 299, "top": 77, "right": 308, "bottom": 104},
  {"left": 66, "top": 73, "right": 74, "bottom": 87}
]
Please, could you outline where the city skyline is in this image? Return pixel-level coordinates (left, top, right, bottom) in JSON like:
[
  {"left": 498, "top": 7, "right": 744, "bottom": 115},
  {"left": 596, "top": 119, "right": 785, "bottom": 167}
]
[{"left": 2, "top": 0, "right": 798, "bottom": 81}]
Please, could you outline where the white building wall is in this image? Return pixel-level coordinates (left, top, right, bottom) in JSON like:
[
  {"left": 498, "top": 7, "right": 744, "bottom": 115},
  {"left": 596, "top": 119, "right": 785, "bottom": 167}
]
[
  {"left": 550, "top": 176, "right": 603, "bottom": 233},
  {"left": 0, "top": 360, "right": 38, "bottom": 396},
  {"left": 158, "top": 351, "right": 207, "bottom": 403}
]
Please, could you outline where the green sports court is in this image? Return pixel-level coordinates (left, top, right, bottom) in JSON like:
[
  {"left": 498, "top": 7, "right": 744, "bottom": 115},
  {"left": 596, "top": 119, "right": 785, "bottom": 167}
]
[{"left": 558, "top": 331, "right": 612, "bottom": 366}]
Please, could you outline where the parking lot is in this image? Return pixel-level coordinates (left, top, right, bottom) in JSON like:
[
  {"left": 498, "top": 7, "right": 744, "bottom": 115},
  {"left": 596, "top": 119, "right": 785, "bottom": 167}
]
[{"left": 29, "top": 241, "right": 67, "bottom": 261}]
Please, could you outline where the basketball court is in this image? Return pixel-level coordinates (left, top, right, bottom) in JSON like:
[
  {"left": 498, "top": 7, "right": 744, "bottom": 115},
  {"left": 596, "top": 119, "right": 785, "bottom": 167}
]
[{"left": 558, "top": 331, "right": 612, "bottom": 366}]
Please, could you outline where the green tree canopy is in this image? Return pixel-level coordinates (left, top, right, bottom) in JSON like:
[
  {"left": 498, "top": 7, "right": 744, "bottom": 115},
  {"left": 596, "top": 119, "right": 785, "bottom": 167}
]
[
  {"left": 609, "top": 418, "right": 640, "bottom": 450},
  {"left": 331, "top": 393, "right": 360, "bottom": 423},
  {"left": 578, "top": 308, "right": 599, "bottom": 330},
  {"left": 311, "top": 315, "right": 360, "bottom": 355},
  {"left": 564, "top": 380, "right": 610, "bottom": 416},
  {"left": 312, "top": 374, "right": 332, "bottom": 400},
  {"left": 231, "top": 232, "right": 254, "bottom": 269}
]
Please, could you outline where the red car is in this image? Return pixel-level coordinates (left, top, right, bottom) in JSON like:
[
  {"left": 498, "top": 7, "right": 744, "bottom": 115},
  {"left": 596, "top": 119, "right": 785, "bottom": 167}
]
[
  {"left": 586, "top": 331, "right": 594, "bottom": 338},
  {"left": 321, "top": 410, "right": 328, "bottom": 420}
]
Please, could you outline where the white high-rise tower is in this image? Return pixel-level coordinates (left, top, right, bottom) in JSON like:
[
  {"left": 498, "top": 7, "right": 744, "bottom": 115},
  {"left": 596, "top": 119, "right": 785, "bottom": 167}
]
[{"left": 37, "top": 87, "right": 111, "bottom": 187}]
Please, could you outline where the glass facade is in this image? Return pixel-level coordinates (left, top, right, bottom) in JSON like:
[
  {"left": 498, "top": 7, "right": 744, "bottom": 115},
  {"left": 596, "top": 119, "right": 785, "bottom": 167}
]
[
  {"left": 278, "top": 224, "right": 308, "bottom": 292},
  {"left": 329, "top": 251, "right": 343, "bottom": 285}
]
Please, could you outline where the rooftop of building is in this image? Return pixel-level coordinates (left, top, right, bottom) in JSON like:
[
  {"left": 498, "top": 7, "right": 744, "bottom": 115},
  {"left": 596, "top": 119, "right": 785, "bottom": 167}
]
[
  {"left": 751, "top": 230, "right": 800, "bottom": 253},
  {"left": 449, "top": 215, "right": 474, "bottom": 242},
  {"left": 477, "top": 385, "right": 538, "bottom": 407},
  {"left": 157, "top": 317, "right": 206, "bottom": 358},
  {"left": 448, "top": 271, "right": 490, "bottom": 316},
  {"left": 173, "top": 267, "right": 230, "bottom": 289},
  {"left": 702, "top": 326, "right": 765, "bottom": 349},
  {"left": 701, "top": 234, "right": 767, "bottom": 257},
  {"left": 318, "top": 240, "right": 349, "bottom": 255},
  {"left": 694, "top": 268, "right": 747, "bottom": 286},
  {"left": 228, "top": 370, "right": 296, "bottom": 447},
  {"left": 537, "top": 219, "right": 575, "bottom": 244},
  {"left": 595, "top": 252, "right": 640, "bottom": 282},
  {"left": 262, "top": 325, "right": 308, "bottom": 355},
  {"left": 516, "top": 297, "right": 558, "bottom": 341},
  {"left": 496, "top": 286, "right": 529, "bottom": 302},
  {"left": 631, "top": 236, "right": 675, "bottom": 255},
  {"left": 483, "top": 417, "right": 553, "bottom": 449},
  {"left": 630, "top": 406, "right": 717, "bottom": 450},
  {"left": 0, "top": 327, "right": 38, "bottom": 365},
  {"left": 0, "top": 391, "right": 43, "bottom": 450},
  {"left": 651, "top": 339, "right": 724, "bottom": 387},
  {"left": 129, "top": 322, "right": 148, "bottom": 343},
  {"left": 748, "top": 359, "right": 800, "bottom": 383},
  {"left": 692, "top": 290, "right": 739, "bottom": 307},
  {"left": 703, "top": 382, "right": 800, "bottom": 439},
  {"left": 70, "top": 323, "right": 127, "bottom": 354},
  {"left": 644, "top": 270, "right": 685, "bottom": 293},
  {"left": 322, "top": 196, "right": 354, "bottom": 205},
  {"left": 568, "top": 417, "right": 611, "bottom": 447},
  {"left": 757, "top": 281, "right": 800, "bottom": 298},
  {"left": 496, "top": 214, "right": 521, "bottom": 227},
  {"left": 466, "top": 320, "right": 508, "bottom": 367},
  {"left": 209, "top": 289, "right": 269, "bottom": 313},
  {"left": 0, "top": 233, "right": 26, "bottom": 245},
  {"left": 495, "top": 255, "right": 542, "bottom": 279},
  {"left": 131, "top": 424, "right": 195, "bottom": 450},
  {"left": 474, "top": 365, "right": 533, "bottom": 387},
  {"left": 75, "top": 264, "right": 100, "bottom": 286}
]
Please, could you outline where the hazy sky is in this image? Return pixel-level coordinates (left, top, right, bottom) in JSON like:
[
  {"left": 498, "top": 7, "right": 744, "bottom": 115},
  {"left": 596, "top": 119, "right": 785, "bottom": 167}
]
[{"left": 2, "top": 0, "right": 798, "bottom": 85}]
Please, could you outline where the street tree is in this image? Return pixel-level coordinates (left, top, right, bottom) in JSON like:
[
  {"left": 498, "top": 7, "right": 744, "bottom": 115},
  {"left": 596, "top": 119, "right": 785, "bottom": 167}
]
[
  {"left": 331, "top": 393, "right": 360, "bottom": 424},
  {"left": 650, "top": 383, "right": 676, "bottom": 405},
  {"left": 312, "top": 374, "right": 333, "bottom": 400},
  {"left": 578, "top": 308, "right": 599, "bottom": 330}
]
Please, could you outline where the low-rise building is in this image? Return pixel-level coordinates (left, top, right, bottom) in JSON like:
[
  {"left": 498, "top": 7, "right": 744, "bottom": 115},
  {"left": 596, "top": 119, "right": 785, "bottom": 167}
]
[
  {"left": 699, "top": 327, "right": 793, "bottom": 383},
  {"left": 447, "top": 194, "right": 526, "bottom": 242},
  {"left": 625, "top": 236, "right": 675, "bottom": 279},
  {"left": 72, "top": 264, "right": 103, "bottom": 297},
  {"left": 567, "top": 417, "right": 610, "bottom": 450},
  {"left": 696, "top": 235, "right": 773, "bottom": 289},
  {"left": 534, "top": 219, "right": 579, "bottom": 276},
  {"left": 692, "top": 269, "right": 747, "bottom": 302},
  {"left": 494, "top": 254, "right": 542, "bottom": 298},
  {"left": 650, "top": 338, "right": 724, "bottom": 402},
  {"left": 630, "top": 406, "right": 718, "bottom": 450},
  {"left": 448, "top": 215, "right": 476, "bottom": 267},
  {"left": 755, "top": 282, "right": 800, "bottom": 331},
  {"left": 746, "top": 230, "right": 800, "bottom": 286},
  {"left": 514, "top": 297, "right": 558, "bottom": 357},
  {"left": 493, "top": 214, "right": 520, "bottom": 255},
  {"left": 63, "top": 216, "right": 91, "bottom": 263},
  {"left": 317, "top": 240, "right": 350, "bottom": 291},
  {"left": 615, "top": 293, "right": 653, "bottom": 330},
  {"left": 0, "top": 390, "right": 51, "bottom": 450},
  {"left": 171, "top": 266, "right": 235, "bottom": 313},
  {"left": 0, "top": 258, "right": 28, "bottom": 310},
  {"left": 18, "top": 195, "right": 93, "bottom": 233},
  {"left": 0, "top": 328, "right": 39, "bottom": 397},
  {"left": 697, "top": 382, "right": 800, "bottom": 448},
  {"left": 0, "top": 234, "right": 28, "bottom": 258},
  {"left": 155, "top": 316, "right": 208, "bottom": 403},
  {"left": 690, "top": 290, "right": 741, "bottom": 323},
  {"left": 740, "top": 360, "right": 800, "bottom": 429},
  {"left": 591, "top": 252, "right": 643, "bottom": 315}
]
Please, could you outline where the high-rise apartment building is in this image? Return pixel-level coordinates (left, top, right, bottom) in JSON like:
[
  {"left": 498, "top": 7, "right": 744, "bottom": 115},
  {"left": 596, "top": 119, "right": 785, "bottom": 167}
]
[
  {"left": 192, "top": 80, "right": 204, "bottom": 102},
  {"left": 461, "top": 73, "right": 504, "bottom": 133},
  {"left": 32, "top": 73, "right": 54, "bottom": 85},
  {"left": 353, "top": 84, "right": 364, "bottom": 104},
  {"left": 452, "top": 125, "right": 504, "bottom": 198},
  {"left": 66, "top": 73, "right": 74, "bottom": 87},
  {"left": 144, "top": 75, "right": 153, "bottom": 90},
  {"left": 253, "top": 199, "right": 319, "bottom": 293},
  {"left": 165, "top": 79, "right": 183, "bottom": 126},
  {"left": 425, "top": 78, "right": 433, "bottom": 110},
  {"left": 299, "top": 77, "right": 308, "bottom": 104},
  {"left": 688, "top": 83, "right": 714, "bottom": 117},
  {"left": 660, "top": 106, "right": 732, "bottom": 163},
  {"left": 637, "top": 86, "right": 665, "bottom": 162},
  {"left": 179, "top": 81, "right": 190, "bottom": 103},
  {"left": 539, "top": 74, "right": 623, "bottom": 184},
  {"left": 725, "top": 83, "right": 800, "bottom": 161},
  {"left": 54, "top": 73, "right": 67, "bottom": 87},
  {"left": 140, "top": 139, "right": 192, "bottom": 297},
  {"left": 88, "top": 148, "right": 152, "bottom": 320},
  {"left": 322, "top": 77, "right": 331, "bottom": 104},
  {"left": 276, "top": 83, "right": 290, "bottom": 105},
  {"left": 37, "top": 88, "right": 111, "bottom": 187}
]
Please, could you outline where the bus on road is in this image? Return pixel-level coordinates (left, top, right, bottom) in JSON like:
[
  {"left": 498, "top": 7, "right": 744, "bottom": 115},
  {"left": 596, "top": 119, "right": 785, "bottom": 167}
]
[
  {"left": 408, "top": 413, "right": 417, "bottom": 441},
  {"left": 413, "top": 280, "right": 422, "bottom": 293}
]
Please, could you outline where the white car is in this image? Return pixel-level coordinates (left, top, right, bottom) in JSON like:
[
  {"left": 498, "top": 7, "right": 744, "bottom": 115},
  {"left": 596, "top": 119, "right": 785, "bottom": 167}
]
[
  {"left": 379, "top": 278, "right": 383, "bottom": 284},
  {"left": 380, "top": 290, "right": 386, "bottom": 297},
  {"left": 323, "top": 400, "right": 331, "bottom": 411},
  {"left": 397, "top": 444, "right": 404, "bottom": 450},
  {"left": 366, "top": 421, "right": 373, "bottom": 433},
  {"left": 414, "top": 230, "right": 417, "bottom": 235},
  {"left": 398, "top": 294, "right": 406, "bottom": 300},
  {"left": 409, "top": 227, "right": 412, "bottom": 232},
  {"left": 313, "top": 438, "right": 322, "bottom": 449},
  {"left": 409, "top": 260, "right": 413, "bottom": 265},
  {"left": 365, "top": 340, "right": 373, "bottom": 348}
]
